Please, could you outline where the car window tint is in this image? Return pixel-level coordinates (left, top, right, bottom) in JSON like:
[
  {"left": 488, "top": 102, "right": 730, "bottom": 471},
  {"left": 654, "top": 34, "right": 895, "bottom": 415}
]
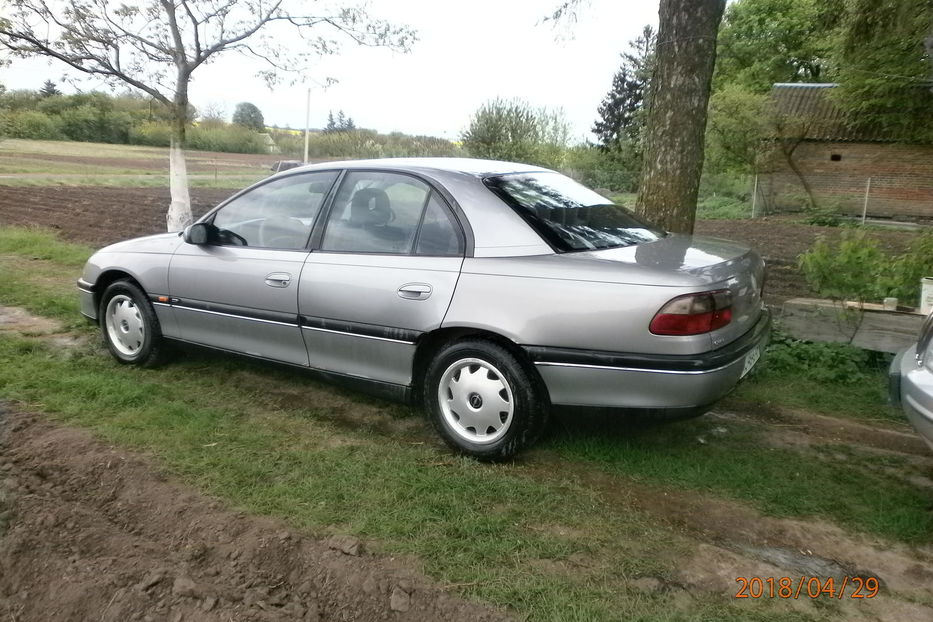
[
  {"left": 321, "top": 171, "right": 430, "bottom": 254},
  {"left": 212, "top": 171, "right": 338, "bottom": 249},
  {"left": 415, "top": 193, "right": 463, "bottom": 256}
]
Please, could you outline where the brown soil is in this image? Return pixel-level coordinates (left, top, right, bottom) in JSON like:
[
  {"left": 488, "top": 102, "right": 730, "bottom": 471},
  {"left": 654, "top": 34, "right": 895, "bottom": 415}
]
[
  {"left": 0, "top": 403, "right": 511, "bottom": 622},
  {"left": 0, "top": 186, "right": 233, "bottom": 248}
]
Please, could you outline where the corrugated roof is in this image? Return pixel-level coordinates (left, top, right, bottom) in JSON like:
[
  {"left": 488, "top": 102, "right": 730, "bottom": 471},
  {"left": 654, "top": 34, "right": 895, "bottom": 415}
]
[{"left": 770, "top": 83, "right": 894, "bottom": 142}]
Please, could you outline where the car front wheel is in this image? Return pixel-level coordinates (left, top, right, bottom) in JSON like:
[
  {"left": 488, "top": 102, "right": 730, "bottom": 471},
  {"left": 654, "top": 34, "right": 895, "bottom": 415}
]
[
  {"left": 99, "top": 280, "right": 165, "bottom": 367},
  {"left": 424, "top": 340, "right": 548, "bottom": 461}
]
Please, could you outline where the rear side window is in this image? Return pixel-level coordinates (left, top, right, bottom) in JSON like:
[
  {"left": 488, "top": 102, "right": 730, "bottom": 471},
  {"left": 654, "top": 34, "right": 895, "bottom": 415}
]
[
  {"left": 485, "top": 172, "right": 665, "bottom": 252},
  {"left": 321, "top": 171, "right": 464, "bottom": 256},
  {"left": 415, "top": 194, "right": 464, "bottom": 256}
]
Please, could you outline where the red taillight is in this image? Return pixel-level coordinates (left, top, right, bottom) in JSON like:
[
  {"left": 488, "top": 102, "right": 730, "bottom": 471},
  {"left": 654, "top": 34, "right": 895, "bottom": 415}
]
[{"left": 650, "top": 290, "right": 733, "bottom": 336}]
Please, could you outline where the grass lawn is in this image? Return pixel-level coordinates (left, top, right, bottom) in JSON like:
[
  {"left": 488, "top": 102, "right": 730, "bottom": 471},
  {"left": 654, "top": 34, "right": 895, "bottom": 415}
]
[{"left": 0, "top": 225, "right": 927, "bottom": 621}]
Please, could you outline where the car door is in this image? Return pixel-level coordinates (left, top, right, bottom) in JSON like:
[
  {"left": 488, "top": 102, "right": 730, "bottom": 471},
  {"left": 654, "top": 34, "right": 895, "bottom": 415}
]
[
  {"left": 168, "top": 170, "right": 339, "bottom": 365},
  {"left": 299, "top": 170, "right": 465, "bottom": 385}
]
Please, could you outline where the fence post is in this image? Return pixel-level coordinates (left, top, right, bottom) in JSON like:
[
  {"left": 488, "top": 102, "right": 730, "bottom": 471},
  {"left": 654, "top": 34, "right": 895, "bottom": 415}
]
[
  {"left": 751, "top": 174, "right": 759, "bottom": 218},
  {"left": 861, "top": 177, "right": 872, "bottom": 225}
]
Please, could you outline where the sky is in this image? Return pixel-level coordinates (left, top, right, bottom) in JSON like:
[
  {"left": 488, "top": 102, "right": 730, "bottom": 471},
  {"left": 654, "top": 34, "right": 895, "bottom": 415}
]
[{"left": 0, "top": 0, "right": 660, "bottom": 142}]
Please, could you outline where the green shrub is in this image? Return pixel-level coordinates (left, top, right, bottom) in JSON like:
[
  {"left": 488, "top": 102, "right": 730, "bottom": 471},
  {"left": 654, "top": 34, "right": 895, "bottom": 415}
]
[
  {"left": 270, "top": 128, "right": 461, "bottom": 160},
  {"left": 188, "top": 125, "right": 265, "bottom": 153},
  {"left": 128, "top": 121, "right": 172, "bottom": 147},
  {"left": 0, "top": 110, "right": 63, "bottom": 139},
  {"left": 461, "top": 98, "right": 569, "bottom": 168},
  {"left": 563, "top": 145, "right": 639, "bottom": 193},
  {"left": 696, "top": 173, "right": 753, "bottom": 219},
  {"left": 889, "top": 231, "right": 933, "bottom": 305},
  {"left": 763, "top": 330, "right": 878, "bottom": 385},
  {"left": 799, "top": 228, "right": 933, "bottom": 305},
  {"left": 799, "top": 230, "right": 892, "bottom": 302}
]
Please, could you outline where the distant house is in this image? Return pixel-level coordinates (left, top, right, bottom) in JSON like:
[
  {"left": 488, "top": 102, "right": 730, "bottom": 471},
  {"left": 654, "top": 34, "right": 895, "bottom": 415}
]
[
  {"left": 257, "top": 132, "right": 280, "bottom": 154},
  {"left": 759, "top": 83, "right": 933, "bottom": 220}
]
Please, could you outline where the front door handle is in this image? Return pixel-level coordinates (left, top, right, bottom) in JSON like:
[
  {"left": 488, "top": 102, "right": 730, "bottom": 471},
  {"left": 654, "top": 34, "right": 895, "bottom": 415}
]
[
  {"left": 397, "top": 283, "right": 432, "bottom": 300},
  {"left": 264, "top": 272, "right": 291, "bottom": 288}
]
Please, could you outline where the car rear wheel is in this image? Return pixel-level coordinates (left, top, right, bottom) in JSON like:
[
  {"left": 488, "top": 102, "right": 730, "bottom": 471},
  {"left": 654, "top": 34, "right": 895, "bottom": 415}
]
[
  {"left": 424, "top": 340, "right": 548, "bottom": 461},
  {"left": 99, "top": 280, "right": 165, "bottom": 367}
]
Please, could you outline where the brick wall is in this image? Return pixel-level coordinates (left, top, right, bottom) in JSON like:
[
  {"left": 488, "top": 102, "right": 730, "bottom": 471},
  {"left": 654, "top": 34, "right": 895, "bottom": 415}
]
[{"left": 760, "top": 142, "right": 933, "bottom": 220}]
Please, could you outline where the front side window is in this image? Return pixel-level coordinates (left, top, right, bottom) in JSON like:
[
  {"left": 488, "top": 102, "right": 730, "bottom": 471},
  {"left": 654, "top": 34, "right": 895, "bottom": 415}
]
[
  {"left": 485, "top": 172, "right": 666, "bottom": 252},
  {"left": 211, "top": 171, "right": 338, "bottom": 249},
  {"left": 321, "top": 171, "right": 438, "bottom": 254}
]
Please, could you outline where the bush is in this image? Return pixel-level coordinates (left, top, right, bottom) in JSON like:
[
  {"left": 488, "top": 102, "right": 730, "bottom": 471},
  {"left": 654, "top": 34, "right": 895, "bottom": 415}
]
[
  {"left": 0, "top": 110, "right": 63, "bottom": 139},
  {"left": 763, "top": 331, "right": 877, "bottom": 385},
  {"left": 128, "top": 122, "right": 172, "bottom": 147},
  {"left": 799, "top": 230, "right": 892, "bottom": 302},
  {"left": 188, "top": 125, "right": 265, "bottom": 154},
  {"left": 697, "top": 173, "right": 753, "bottom": 219},
  {"left": 563, "top": 145, "right": 639, "bottom": 193},
  {"left": 270, "top": 128, "right": 461, "bottom": 160},
  {"left": 461, "top": 98, "right": 569, "bottom": 168},
  {"left": 799, "top": 229, "right": 933, "bottom": 306}
]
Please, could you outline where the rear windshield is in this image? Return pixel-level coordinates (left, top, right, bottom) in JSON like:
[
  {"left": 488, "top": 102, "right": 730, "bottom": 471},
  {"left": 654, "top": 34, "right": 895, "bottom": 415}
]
[{"left": 485, "top": 172, "right": 666, "bottom": 252}]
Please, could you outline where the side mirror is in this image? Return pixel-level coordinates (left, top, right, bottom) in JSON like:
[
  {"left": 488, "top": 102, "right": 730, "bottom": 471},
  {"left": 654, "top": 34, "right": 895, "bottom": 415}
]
[{"left": 183, "top": 222, "right": 214, "bottom": 245}]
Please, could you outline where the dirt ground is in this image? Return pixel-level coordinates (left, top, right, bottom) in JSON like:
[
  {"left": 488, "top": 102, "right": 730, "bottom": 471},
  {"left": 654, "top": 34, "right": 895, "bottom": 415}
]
[
  {"left": 0, "top": 401, "right": 511, "bottom": 622},
  {"left": 0, "top": 185, "right": 921, "bottom": 305}
]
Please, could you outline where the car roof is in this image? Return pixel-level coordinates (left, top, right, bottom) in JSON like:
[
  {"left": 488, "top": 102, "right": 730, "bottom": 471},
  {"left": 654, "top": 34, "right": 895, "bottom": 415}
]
[{"left": 293, "top": 157, "right": 553, "bottom": 177}]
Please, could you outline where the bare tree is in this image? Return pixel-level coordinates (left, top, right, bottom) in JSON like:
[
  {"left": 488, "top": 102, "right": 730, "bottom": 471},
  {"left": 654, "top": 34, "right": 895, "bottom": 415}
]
[
  {"left": 0, "top": 1, "right": 415, "bottom": 231},
  {"left": 634, "top": 0, "right": 726, "bottom": 234}
]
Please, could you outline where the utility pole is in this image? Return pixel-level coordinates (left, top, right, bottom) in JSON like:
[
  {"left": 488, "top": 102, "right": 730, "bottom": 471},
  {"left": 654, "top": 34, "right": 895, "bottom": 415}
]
[{"left": 303, "top": 87, "right": 310, "bottom": 164}]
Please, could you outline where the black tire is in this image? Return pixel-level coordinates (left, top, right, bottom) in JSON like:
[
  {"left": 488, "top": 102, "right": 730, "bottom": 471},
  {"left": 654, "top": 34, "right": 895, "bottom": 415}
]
[
  {"left": 98, "top": 280, "right": 166, "bottom": 367},
  {"left": 423, "top": 340, "right": 549, "bottom": 461}
]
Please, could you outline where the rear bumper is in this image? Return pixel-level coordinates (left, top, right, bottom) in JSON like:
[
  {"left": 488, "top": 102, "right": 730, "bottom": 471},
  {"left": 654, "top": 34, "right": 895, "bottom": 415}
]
[
  {"left": 525, "top": 308, "right": 771, "bottom": 411},
  {"left": 891, "top": 346, "right": 933, "bottom": 451}
]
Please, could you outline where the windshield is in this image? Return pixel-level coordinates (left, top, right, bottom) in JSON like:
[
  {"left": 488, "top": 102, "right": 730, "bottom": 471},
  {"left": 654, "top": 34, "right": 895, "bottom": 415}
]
[{"left": 485, "top": 172, "right": 666, "bottom": 252}]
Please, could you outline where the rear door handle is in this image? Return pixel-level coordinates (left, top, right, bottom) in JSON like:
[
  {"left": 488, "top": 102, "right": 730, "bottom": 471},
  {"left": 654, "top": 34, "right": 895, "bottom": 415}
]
[
  {"left": 265, "top": 272, "right": 291, "bottom": 288},
  {"left": 397, "top": 283, "right": 432, "bottom": 300}
]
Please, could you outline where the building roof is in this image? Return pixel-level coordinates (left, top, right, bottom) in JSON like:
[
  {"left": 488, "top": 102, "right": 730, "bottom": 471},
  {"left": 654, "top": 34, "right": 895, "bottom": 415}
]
[{"left": 770, "top": 83, "right": 894, "bottom": 143}]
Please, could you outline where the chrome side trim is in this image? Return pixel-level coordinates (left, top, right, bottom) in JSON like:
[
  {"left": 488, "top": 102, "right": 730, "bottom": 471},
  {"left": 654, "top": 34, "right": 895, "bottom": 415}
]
[
  {"left": 533, "top": 358, "right": 741, "bottom": 376},
  {"left": 300, "top": 324, "right": 415, "bottom": 345},
  {"left": 167, "top": 304, "right": 298, "bottom": 328}
]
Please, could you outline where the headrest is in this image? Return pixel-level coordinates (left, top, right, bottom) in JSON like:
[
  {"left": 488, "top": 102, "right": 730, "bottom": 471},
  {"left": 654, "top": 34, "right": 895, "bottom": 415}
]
[{"left": 349, "top": 188, "right": 392, "bottom": 226}]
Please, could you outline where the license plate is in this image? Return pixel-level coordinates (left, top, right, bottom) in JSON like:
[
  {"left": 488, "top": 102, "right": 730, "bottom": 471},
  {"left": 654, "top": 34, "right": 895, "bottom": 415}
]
[{"left": 741, "top": 346, "right": 761, "bottom": 378}]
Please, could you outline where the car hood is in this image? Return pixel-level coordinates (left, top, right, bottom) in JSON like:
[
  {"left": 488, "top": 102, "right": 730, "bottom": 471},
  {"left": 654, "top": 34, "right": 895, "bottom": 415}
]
[{"left": 95, "top": 232, "right": 184, "bottom": 254}]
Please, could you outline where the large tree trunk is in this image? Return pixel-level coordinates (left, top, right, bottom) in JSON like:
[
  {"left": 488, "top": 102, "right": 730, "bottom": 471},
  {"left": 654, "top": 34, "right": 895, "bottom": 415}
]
[
  {"left": 166, "top": 96, "right": 193, "bottom": 232},
  {"left": 635, "top": 0, "right": 726, "bottom": 234}
]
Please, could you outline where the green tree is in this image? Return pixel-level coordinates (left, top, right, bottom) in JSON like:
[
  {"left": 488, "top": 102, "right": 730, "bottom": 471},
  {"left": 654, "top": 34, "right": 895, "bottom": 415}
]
[
  {"left": 324, "top": 109, "right": 355, "bottom": 133},
  {"left": 704, "top": 85, "right": 769, "bottom": 173},
  {"left": 232, "top": 102, "right": 265, "bottom": 132},
  {"left": 38, "top": 79, "right": 60, "bottom": 97},
  {"left": 0, "top": 1, "right": 414, "bottom": 231},
  {"left": 593, "top": 25, "right": 655, "bottom": 151},
  {"left": 715, "top": 0, "right": 842, "bottom": 93},
  {"left": 461, "top": 98, "right": 569, "bottom": 168},
  {"left": 831, "top": 0, "right": 933, "bottom": 141}
]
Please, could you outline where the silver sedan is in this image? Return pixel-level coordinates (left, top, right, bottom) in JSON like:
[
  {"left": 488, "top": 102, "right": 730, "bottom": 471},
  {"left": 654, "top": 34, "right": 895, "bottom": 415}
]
[{"left": 78, "top": 158, "right": 770, "bottom": 460}]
